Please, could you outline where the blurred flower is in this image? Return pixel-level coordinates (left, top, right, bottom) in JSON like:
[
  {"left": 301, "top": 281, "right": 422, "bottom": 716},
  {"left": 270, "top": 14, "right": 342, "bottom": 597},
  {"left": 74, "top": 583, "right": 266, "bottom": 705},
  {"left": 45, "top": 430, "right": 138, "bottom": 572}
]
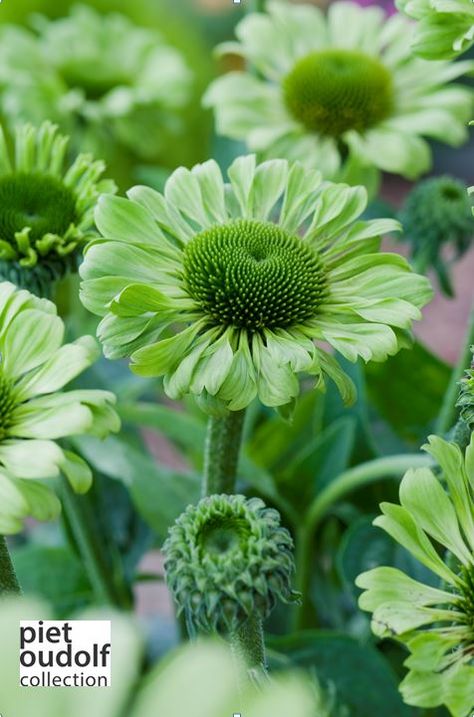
[
  {"left": 164, "top": 494, "right": 298, "bottom": 633},
  {"left": 0, "top": 120, "right": 115, "bottom": 298},
  {"left": 397, "top": 0, "right": 474, "bottom": 59},
  {"left": 80, "top": 155, "right": 432, "bottom": 413},
  {"left": 204, "top": 1, "right": 473, "bottom": 181},
  {"left": 0, "top": 5, "right": 191, "bottom": 162},
  {"left": 0, "top": 597, "right": 330, "bottom": 717},
  {"left": 357, "top": 434, "right": 474, "bottom": 717},
  {"left": 457, "top": 346, "right": 474, "bottom": 430},
  {"left": 0, "top": 281, "right": 119, "bottom": 534},
  {"left": 398, "top": 175, "right": 474, "bottom": 296}
]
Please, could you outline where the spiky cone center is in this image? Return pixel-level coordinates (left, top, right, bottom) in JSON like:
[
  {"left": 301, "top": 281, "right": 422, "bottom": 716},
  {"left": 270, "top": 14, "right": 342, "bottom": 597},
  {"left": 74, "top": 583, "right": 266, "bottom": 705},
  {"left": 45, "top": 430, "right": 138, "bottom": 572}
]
[
  {"left": 183, "top": 219, "right": 326, "bottom": 332},
  {"left": 459, "top": 564, "right": 474, "bottom": 636},
  {"left": 283, "top": 49, "right": 394, "bottom": 137},
  {"left": 163, "top": 494, "right": 299, "bottom": 634},
  {"left": 0, "top": 374, "right": 15, "bottom": 441}
]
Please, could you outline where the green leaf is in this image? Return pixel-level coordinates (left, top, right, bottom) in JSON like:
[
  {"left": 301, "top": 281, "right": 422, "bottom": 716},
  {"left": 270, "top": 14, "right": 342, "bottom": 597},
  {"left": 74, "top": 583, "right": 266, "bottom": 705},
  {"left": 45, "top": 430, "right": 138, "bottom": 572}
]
[
  {"left": 268, "top": 631, "right": 411, "bottom": 717},
  {"left": 365, "top": 341, "right": 451, "bottom": 444},
  {"left": 12, "top": 545, "right": 92, "bottom": 617},
  {"left": 72, "top": 434, "right": 199, "bottom": 542}
]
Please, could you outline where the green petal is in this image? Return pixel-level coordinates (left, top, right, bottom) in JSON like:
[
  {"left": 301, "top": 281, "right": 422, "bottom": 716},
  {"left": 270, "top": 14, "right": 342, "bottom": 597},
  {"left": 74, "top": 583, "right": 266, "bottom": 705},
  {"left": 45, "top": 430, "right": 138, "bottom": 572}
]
[
  {"left": 19, "top": 479, "right": 61, "bottom": 523},
  {"left": 252, "top": 335, "right": 299, "bottom": 407},
  {"left": 317, "top": 350, "right": 357, "bottom": 405},
  {"left": 131, "top": 322, "right": 204, "bottom": 378},
  {"left": 399, "top": 466, "right": 471, "bottom": 565},
  {"left": 279, "top": 162, "right": 322, "bottom": 234},
  {"left": 371, "top": 601, "right": 464, "bottom": 636},
  {"left": 0, "top": 439, "right": 63, "bottom": 478},
  {"left": 227, "top": 154, "right": 257, "bottom": 218},
  {"left": 95, "top": 194, "right": 165, "bottom": 247},
  {"left": 405, "top": 632, "right": 463, "bottom": 672},
  {"left": 1, "top": 309, "right": 64, "bottom": 379},
  {"left": 250, "top": 159, "right": 288, "bottom": 221},
  {"left": 190, "top": 331, "right": 234, "bottom": 397},
  {"left": 306, "top": 183, "right": 367, "bottom": 245},
  {"left": 10, "top": 401, "right": 93, "bottom": 439},
  {"left": 217, "top": 333, "right": 257, "bottom": 410},
  {"left": 357, "top": 566, "right": 457, "bottom": 611},
  {"left": 60, "top": 450, "right": 93, "bottom": 493}
]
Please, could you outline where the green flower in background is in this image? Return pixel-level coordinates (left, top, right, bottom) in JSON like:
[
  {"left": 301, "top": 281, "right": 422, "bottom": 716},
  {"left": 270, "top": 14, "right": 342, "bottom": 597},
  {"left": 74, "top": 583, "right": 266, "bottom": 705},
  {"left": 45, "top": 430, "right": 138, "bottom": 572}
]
[
  {"left": 204, "top": 1, "right": 473, "bottom": 181},
  {"left": 399, "top": 175, "right": 474, "bottom": 296},
  {"left": 0, "top": 120, "right": 115, "bottom": 298},
  {"left": 80, "top": 155, "right": 432, "bottom": 413},
  {"left": 0, "top": 281, "right": 119, "bottom": 534},
  {"left": 457, "top": 346, "right": 474, "bottom": 430},
  {"left": 0, "top": 4, "right": 191, "bottom": 161},
  {"left": 356, "top": 434, "right": 474, "bottom": 717},
  {"left": 397, "top": 0, "right": 474, "bottom": 59}
]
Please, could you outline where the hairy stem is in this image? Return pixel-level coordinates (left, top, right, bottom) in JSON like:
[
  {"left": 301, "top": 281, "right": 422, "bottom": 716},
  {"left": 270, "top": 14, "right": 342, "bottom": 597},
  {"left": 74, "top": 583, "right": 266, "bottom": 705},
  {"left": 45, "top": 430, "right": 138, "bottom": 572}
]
[
  {"left": 292, "top": 453, "right": 433, "bottom": 629},
  {"left": 61, "top": 481, "right": 131, "bottom": 608},
  {"left": 202, "top": 410, "right": 246, "bottom": 496},
  {"left": 0, "top": 536, "right": 20, "bottom": 595},
  {"left": 436, "top": 300, "right": 474, "bottom": 435},
  {"left": 230, "top": 613, "right": 269, "bottom": 686}
]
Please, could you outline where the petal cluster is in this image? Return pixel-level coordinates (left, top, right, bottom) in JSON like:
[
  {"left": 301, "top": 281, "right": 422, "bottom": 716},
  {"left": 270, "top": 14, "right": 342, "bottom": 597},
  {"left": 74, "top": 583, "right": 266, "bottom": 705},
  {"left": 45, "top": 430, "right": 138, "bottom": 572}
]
[
  {"left": 356, "top": 435, "right": 474, "bottom": 717},
  {"left": 0, "top": 282, "right": 120, "bottom": 534},
  {"left": 204, "top": 1, "right": 473, "bottom": 179},
  {"left": 80, "top": 155, "right": 432, "bottom": 413},
  {"left": 397, "top": 0, "right": 474, "bottom": 59}
]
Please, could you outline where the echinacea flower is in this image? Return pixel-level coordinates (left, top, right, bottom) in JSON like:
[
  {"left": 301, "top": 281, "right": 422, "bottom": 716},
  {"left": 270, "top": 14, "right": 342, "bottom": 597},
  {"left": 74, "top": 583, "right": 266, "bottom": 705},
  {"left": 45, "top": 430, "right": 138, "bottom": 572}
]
[
  {"left": 356, "top": 434, "right": 474, "bottom": 717},
  {"left": 399, "top": 175, "right": 474, "bottom": 296},
  {"left": 0, "top": 5, "right": 191, "bottom": 161},
  {"left": 397, "top": 0, "right": 474, "bottom": 59},
  {"left": 204, "top": 1, "right": 473, "bottom": 181},
  {"left": 0, "top": 281, "right": 119, "bottom": 534},
  {"left": 0, "top": 121, "right": 115, "bottom": 298},
  {"left": 80, "top": 155, "right": 432, "bottom": 414}
]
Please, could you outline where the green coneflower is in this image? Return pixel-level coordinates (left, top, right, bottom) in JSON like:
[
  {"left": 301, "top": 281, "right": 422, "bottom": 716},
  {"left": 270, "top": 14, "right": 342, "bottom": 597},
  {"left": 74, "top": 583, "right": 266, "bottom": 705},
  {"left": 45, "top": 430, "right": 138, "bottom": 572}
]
[
  {"left": 163, "top": 494, "right": 298, "bottom": 634},
  {"left": 0, "top": 281, "right": 119, "bottom": 534},
  {"left": 204, "top": 1, "right": 473, "bottom": 181},
  {"left": 356, "top": 434, "right": 474, "bottom": 717},
  {"left": 397, "top": 0, "right": 474, "bottom": 59},
  {"left": 80, "top": 155, "right": 432, "bottom": 414},
  {"left": 457, "top": 346, "right": 474, "bottom": 430},
  {"left": 0, "top": 5, "right": 191, "bottom": 160},
  {"left": 399, "top": 176, "right": 474, "bottom": 296},
  {"left": 0, "top": 121, "right": 115, "bottom": 298}
]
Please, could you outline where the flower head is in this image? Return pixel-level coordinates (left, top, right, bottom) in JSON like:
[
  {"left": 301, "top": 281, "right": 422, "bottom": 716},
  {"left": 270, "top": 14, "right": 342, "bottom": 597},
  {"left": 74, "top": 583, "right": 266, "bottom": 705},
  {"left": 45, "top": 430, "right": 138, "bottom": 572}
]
[
  {"left": 204, "top": 1, "right": 473, "bottom": 180},
  {"left": 399, "top": 175, "right": 474, "bottom": 296},
  {"left": 0, "top": 5, "right": 191, "bottom": 160},
  {"left": 0, "top": 121, "right": 115, "bottom": 298},
  {"left": 80, "top": 155, "right": 432, "bottom": 413},
  {"left": 457, "top": 347, "right": 474, "bottom": 431},
  {"left": 356, "top": 434, "right": 474, "bottom": 717},
  {"left": 397, "top": 0, "right": 474, "bottom": 59},
  {"left": 0, "top": 282, "right": 119, "bottom": 534},
  {"left": 163, "top": 494, "right": 298, "bottom": 633}
]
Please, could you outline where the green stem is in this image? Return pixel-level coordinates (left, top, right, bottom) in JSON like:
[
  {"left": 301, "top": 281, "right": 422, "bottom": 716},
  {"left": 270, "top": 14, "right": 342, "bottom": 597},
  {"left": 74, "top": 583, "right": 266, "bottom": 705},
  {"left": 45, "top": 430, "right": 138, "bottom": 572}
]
[
  {"left": 0, "top": 536, "right": 20, "bottom": 595},
  {"left": 293, "top": 453, "right": 433, "bottom": 629},
  {"left": 435, "top": 301, "right": 474, "bottom": 435},
  {"left": 61, "top": 481, "right": 131, "bottom": 608},
  {"left": 230, "top": 614, "right": 269, "bottom": 686},
  {"left": 202, "top": 410, "right": 246, "bottom": 496}
]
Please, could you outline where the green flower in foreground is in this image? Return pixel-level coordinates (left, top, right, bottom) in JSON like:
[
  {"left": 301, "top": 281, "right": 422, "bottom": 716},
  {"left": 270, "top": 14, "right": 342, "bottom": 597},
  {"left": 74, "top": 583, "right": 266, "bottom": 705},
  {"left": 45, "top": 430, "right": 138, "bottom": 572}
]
[
  {"left": 397, "top": 0, "right": 474, "bottom": 59},
  {"left": 164, "top": 494, "right": 298, "bottom": 633},
  {"left": 0, "top": 121, "right": 115, "bottom": 298},
  {"left": 80, "top": 155, "right": 432, "bottom": 413},
  {"left": 0, "top": 282, "right": 119, "bottom": 534},
  {"left": 204, "top": 1, "right": 473, "bottom": 180},
  {"left": 399, "top": 175, "right": 474, "bottom": 296},
  {"left": 0, "top": 5, "right": 191, "bottom": 160},
  {"left": 356, "top": 434, "right": 474, "bottom": 717}
]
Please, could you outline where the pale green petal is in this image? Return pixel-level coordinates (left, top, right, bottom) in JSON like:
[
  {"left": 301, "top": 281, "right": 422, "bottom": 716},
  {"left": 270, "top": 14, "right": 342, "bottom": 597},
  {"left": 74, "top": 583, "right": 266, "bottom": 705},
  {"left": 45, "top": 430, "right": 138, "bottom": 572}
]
[
  {"left": 399, "top": 467, "right": 472, "bottom": 565},
  {"left": 374, "top": 502, "right": 459, "bottom": 584},
  {"left": 317, "top": 319, "right": 398, "bottom": 362},
  {"left": 252, "top": 334, "right": 300, "bottom": 407},
  {"left": 371, "top": 601, "right": 464, "bottom": 637},
  {"left": 10, "top": 401, "right": 93, "bottom": 439},
  {"left": 328, "top": 1, "right": 385, "bottom": 49},
  {"left": 217, "top": 333, "right": 258, "bottom": 411},
  {"left": 405, "top": 632, "right": 463, "bottom": 671},
  {"left": 1, "top": 309, "right": 64, "bottom": 379},
  {"left": 346, "top": 128, "right": 431, "bottom": 179},
  {"left": 95, "top": 194, "right": 165, "bottom": 247},
  {"left": 357, "top": 566, "right": 457, "bottom": 611},
  {"left": 190, "top": 331, "right": 234, "bottom": 397},
  {"left": 279, "top": 162, "right": 322, "bottom": 233},
  {"left": 0, "top": 439, "right": 63, "bottom": 478},
  {"left": 227, "top": 154, "right": 257, "bottom": 218},
  {"left": 165, "top": 166, "right": 214, "bottom": 229},
  {"left": 249, "top": 159, "right": 288, "bottom": 221},
  {"left": 164, "top": 332, "right": 215, "bottom": 400},
  {"left": 18, "top": 479, "right": 61, "bottom": 523},
  {"left": 131, "top": 322, "right": 205, "bottom": 378},
  {"left": 305, "top": 183, "right": 367, "bottom": 245},
  {"left": 60, "top": 450, "right": 93, "bottom": 493},
  {"left": 316, "top": 350, "right": 356, "bottom": 405}
]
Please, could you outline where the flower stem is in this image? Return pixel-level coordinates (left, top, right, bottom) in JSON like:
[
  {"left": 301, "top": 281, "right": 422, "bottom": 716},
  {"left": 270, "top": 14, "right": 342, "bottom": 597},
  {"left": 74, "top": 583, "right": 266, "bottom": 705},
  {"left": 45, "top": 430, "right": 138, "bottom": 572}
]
[
  {"left": 292, "top": 453, "right": 433, "bottom": 629},
  {"left": 230, "top": 613, "right": 269, "bottom": 685},
  {"left": 435, "top": 300, "right": 474, "bottom": 435},
  {"left": 61, "top": 481, "right": 131, "bottom": 608},
  {"left": 202, "top": 410, "right": 246, "bottom": 496},
  {"left": 0, "top": 535, "right": 21, "bottom": 595}
]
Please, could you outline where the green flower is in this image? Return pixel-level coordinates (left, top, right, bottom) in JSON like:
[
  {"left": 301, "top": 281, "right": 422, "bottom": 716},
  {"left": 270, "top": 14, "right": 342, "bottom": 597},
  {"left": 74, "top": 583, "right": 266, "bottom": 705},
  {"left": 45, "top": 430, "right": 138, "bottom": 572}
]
[
  {"left": 204, "top": 1, "right": 473, "bottom": 181},
  {"left": 0, "top": 120, "right": 115, "bottom": 298},
  {"left": 0, "top": 281, "right": 119, "bottom": 534},
  {"left": 457, "top": 346, "right": 474, "bottom": 430},
  {"left": 356, "top": 434, "right": 474, "bottom": 717},
  {"left": 397, "top": 0, "right": 474, "bottom": 59},
  {"left": 0, "top": 5, "right": 191, "bottom": 161},
  {"left": 399, "top": 175, "right": 474, "bottom": 296},
  {"left": 80, "top": 155, "right": 432, "bottom": 413},
  {"left": 163, "top": 494, "right": 298, "bottom": 633}
]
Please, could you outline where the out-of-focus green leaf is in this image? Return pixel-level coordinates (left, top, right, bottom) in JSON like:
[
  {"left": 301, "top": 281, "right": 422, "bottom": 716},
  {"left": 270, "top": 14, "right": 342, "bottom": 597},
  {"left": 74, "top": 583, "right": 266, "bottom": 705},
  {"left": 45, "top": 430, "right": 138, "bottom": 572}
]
[
  {"left": 119, "top": 402, "right": 206, "bottom": 456},
  {"left": 72, "top": 435, "right": 199, "bottom": 542},
  {"left": 365, "top": 341, "right": 450, "bottom": 444},
  {"left": 12, "top": 545, "right": 92, "bottom": 616},
  {"left": 269, "top": 631, "right": 412, "bottom": 717}
]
